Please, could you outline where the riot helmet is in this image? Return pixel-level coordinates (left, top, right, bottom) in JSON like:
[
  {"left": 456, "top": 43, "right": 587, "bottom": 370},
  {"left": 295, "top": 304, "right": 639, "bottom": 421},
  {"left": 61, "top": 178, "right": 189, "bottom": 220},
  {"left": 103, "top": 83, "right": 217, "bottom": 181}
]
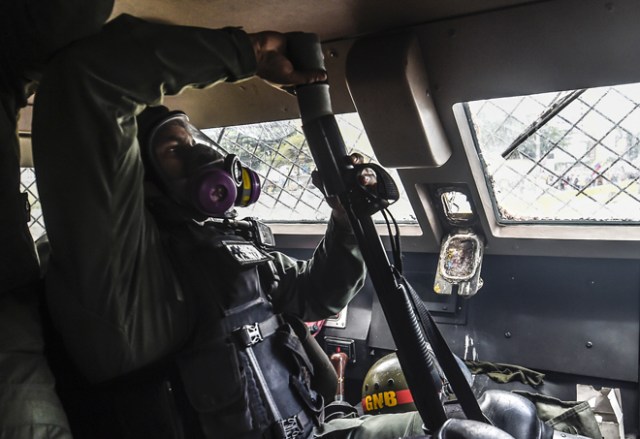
[
  {"left": 361, "top": 353, "right": 416, "bottom": 415},
  {"left": 137, "top": 106, "right": 260, "bottom": 217}
]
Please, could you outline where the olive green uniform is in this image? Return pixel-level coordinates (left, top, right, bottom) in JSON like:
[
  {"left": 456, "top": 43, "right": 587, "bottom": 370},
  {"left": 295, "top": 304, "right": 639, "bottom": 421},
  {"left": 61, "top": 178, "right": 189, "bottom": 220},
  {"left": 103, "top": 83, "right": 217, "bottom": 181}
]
[
  {"left": 31, "top": 12, "right": 427, "bottom": 438},
  {"left": 33, "top": 15, "right": 365, "bottom": 383}
]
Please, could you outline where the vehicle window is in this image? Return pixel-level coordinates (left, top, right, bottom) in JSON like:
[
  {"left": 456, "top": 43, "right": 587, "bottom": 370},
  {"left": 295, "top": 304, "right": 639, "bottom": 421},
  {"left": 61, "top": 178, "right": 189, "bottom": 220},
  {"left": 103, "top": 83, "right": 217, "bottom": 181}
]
[
  {"left": 203, "top": 113, "right": 416, "bottom": 224},
  {"left": 21, "top": 113, "right": 417, "bottom": 240},
  {"left": 464, "top": 83, "right": 640, "bottom": 224},
  {"left": 439, "top": 189, "right": 474, "bottom": 224},
  {"left": 20, "top": 168, "right": 45, "bottom": 240}
]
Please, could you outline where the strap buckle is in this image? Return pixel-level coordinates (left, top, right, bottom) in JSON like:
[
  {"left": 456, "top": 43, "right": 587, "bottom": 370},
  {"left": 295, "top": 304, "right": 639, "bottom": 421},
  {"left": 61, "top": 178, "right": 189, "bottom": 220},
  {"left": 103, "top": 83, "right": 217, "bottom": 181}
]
[
  {"left": 238, "top": 322, "right": 263, "bottom": 347},
  {"left": 277, "top": 415, "right": 303, "bottom": 439}
]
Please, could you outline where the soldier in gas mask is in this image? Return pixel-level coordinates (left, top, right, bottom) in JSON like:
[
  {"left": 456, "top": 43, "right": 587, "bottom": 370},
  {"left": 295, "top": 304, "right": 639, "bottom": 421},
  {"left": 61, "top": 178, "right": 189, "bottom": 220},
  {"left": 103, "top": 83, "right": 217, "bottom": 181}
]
[
  {"left": 30, "top": 11, "right": 373, "bottom": 438},
  {"left": 31, "top": 9, "right": 524, "bottom": 439}
]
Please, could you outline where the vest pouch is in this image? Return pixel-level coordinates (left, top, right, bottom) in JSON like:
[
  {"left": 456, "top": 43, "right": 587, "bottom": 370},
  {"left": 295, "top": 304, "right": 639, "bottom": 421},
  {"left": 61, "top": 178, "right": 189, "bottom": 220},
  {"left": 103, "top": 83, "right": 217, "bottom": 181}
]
[
  {"left": 276, "top": 324, "right": 325, "bottom": 420},
  {"left": 176, "top": 341, "right": 255, "bottom": 435},
  {"left": 177, "top": 342, "right": 243, "bottom": 411}
]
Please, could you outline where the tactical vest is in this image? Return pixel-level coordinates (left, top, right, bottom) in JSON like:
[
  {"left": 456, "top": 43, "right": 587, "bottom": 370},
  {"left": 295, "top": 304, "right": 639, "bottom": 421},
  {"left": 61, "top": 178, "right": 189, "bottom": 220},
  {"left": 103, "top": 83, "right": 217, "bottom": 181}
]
[{"left": 115, "top": 219, "right": 331, "bottom": 439}]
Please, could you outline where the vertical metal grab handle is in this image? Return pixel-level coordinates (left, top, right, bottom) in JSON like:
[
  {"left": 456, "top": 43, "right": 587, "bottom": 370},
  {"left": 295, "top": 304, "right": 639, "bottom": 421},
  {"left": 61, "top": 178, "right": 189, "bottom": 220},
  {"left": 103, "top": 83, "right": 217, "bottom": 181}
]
[{"left": 286, "top": 32, "right": 448, "bottom": 432}]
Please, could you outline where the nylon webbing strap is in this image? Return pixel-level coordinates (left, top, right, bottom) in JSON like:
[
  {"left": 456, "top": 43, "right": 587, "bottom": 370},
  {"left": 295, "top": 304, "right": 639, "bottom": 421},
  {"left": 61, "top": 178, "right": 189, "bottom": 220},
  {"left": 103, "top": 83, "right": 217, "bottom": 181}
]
[
  {"left": 233, "top": 314, "right": 281, "bottom": 347},
  {"left": 400, "top": 273, "right": 491, "bottom": 424}
]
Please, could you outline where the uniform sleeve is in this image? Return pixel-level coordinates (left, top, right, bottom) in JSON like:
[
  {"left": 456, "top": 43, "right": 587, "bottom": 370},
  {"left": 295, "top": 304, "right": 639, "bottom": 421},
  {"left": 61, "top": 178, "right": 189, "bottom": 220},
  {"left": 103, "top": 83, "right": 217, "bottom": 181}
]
[
  {"left": 269, "top": 215, "right": 366, "bottom": 321},
  {"left": 31, "top": 14, "right": 258, "bottom": 382},
  {"left": 1, "top": 0, "right": 114, "bottom": 82}
]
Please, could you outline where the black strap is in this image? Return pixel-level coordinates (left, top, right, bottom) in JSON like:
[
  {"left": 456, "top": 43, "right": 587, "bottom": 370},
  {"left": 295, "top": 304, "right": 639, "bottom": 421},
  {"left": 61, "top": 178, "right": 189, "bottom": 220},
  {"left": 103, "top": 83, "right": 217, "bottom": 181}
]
[
  {"left": 233, "top": 314, "right": 282, "bottom": 347},
  {"left": 398, "top": 271, "right": 491, "bottom": 424}
]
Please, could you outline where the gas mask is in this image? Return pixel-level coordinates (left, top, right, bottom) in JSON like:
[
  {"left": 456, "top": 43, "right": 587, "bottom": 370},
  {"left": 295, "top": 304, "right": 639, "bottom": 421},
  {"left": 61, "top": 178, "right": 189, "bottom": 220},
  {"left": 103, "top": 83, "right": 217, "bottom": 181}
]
[{"left": 140, "top": 108, "right": 261, "bottom": 217}]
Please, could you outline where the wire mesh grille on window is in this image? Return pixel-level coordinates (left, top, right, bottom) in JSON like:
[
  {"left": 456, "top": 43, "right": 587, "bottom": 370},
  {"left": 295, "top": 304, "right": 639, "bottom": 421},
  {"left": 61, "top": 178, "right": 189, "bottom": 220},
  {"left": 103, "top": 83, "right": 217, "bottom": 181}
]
[
  {"left": 466, "top": 83, "right": 640, "bottom": 223},
  {"left": 20, "top": 113, "right": 416, "bottom": 238},
  {"left": 204, "top": 113, "right": 416, "bottom": 223},
  {"left": 20, "top": 168, "right": 46, "bottom": 240}
]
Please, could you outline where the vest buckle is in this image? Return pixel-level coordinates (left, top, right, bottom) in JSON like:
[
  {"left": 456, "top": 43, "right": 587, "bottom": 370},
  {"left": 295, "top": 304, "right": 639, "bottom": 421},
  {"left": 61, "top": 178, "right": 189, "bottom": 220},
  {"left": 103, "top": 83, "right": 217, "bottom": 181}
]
[
  {"left": 276, "top": 415, "right": 303, "bottom": 439},
  {"left": 238, "top": 322, "right": 263, "bottom": 347}
]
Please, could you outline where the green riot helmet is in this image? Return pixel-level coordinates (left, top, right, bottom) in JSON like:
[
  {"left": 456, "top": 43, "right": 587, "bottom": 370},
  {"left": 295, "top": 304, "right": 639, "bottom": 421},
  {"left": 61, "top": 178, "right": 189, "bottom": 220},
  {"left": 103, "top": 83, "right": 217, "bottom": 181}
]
[{"left": 361, "top": 353, "right": 416, "bottom": 415}]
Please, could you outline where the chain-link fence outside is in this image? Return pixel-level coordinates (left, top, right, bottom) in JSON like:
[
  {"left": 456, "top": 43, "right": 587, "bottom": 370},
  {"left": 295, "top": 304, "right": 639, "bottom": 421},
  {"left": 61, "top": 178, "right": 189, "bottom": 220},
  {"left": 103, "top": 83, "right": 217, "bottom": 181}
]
[{"left": 467, "top": 83, "right": 640, "bottom": 223}]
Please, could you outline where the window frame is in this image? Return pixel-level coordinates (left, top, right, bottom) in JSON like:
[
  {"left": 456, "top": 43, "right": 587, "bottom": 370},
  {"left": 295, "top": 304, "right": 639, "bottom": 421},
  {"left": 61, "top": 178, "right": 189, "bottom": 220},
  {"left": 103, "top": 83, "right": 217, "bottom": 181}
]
[
  {"left": 461, "top": 89, "right": 640, "bottom": 226},
  {"left": 453, "top": 103, "right": 640, "bottom": 248}
]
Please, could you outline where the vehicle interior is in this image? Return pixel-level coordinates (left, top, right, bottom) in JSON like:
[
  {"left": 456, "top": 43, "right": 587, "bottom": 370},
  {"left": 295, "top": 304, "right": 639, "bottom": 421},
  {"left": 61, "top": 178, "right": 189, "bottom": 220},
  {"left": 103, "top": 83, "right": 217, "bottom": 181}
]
[{"left": 17, "top": 0, "right": 640, "bottom": 437}]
